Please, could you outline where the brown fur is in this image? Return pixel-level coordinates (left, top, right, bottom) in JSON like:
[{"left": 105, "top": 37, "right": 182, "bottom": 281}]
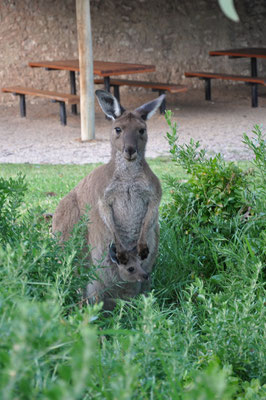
[{"left": 52, "top": 90, "right": 164, "bottom": 309}]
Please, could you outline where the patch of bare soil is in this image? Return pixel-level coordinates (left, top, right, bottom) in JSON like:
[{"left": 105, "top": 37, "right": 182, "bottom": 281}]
[{"left": 1, "top": 87, "right": 266, "bottom": 164}]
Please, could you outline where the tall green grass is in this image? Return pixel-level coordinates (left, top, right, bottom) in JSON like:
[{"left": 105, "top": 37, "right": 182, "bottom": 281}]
[{"left": 0, "top": 121, "right": 265, "bottom": 399}]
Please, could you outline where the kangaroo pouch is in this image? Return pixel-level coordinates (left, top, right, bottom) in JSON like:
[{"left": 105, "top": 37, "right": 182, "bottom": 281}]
[
  {"left": 113, "top": 193, "right": 147, "bottom": 246},
  {"left": 105, "top": 181, "right": 150, "bottom": 248}
]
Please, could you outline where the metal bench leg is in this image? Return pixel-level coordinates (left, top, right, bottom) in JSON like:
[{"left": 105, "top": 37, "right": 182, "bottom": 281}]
[
  {"left": 70, "top": 71, "right": 77, "bottom": 115},
  {"left": 251, "top": 83, "right": 258, "bottom": 107},
  {"left": 104, "top": 77, "right": 112, "bottom": 120},
  {"left": 59, "top": 101, "right": 67, "bottom": 125},
  {"left": 104, "top": 76, "right": 110, "bottom": 92},
  {"left": 204, "top": 78, "right": 211, "bottom": 101},
  {"left": 159, "top": 90, "right": 166, "bottom": 114},
  {"left": 113, "top": 85, "right": 120, "bottom": 102},
  {"left": 251, "top": 57, "right": 258, "bottom": 77},
  {"left": 18, "top": 94, "right": 26, "bottom": 117},
  {"left": 152, "top": 89, "right": 166, "bottom": 114}
]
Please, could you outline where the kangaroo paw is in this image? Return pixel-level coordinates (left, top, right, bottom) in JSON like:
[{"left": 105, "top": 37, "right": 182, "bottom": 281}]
[{"left": 138, "top": 242, "right": 149, "bottom": 260}]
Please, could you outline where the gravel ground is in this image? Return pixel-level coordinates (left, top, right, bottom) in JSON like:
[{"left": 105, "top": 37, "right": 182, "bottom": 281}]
[{"left": 1, "top": 86, "right": 266, "bottom": 164}]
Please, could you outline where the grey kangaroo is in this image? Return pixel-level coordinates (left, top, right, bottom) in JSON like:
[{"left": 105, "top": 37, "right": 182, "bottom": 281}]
[
  {"left": 52, "top": 90, "right": 164, "bottom": 309},
  {"left": 85, "top": 242, "right": 149, "bottom": 311}
]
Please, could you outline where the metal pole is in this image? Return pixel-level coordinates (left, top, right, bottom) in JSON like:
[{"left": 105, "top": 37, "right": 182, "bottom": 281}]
[
  {"left": 70, "top": 71, "right": 77, "bottom": 115},
  {"left": 76, "top": 0, "right": 95, "bottom": 140},
  {"left": 251, "top": 57, "right": 257, "bottom": 77},
  {"left": 204, "top": 78, "right": 211, "bottom": 101}
]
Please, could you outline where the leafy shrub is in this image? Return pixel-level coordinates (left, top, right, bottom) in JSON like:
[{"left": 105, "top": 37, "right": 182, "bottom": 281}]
[
  {"left": 156, "top": 112, "right": 265, "bottom": 284},
  {"left": 0, "top": 173, "right": 27, "bottom": 244},
  {"left": 154, "top": 113, "right": 266, "bottom": 389},
  {"left": 0, "top": 122, "right": 265, "bottom": 399},
  {"left": 0, "top": 175, "right": 93, "bottom": 310},
  {"left": 163, "top": 111, "right": 251, "bottom": 224}
]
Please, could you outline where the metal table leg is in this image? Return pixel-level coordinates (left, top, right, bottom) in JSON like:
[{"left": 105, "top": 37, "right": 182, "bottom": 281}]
[
  {"left": 18, "top": 94, "right": 26, "bottom": 117},
  {"left": 104, "top": 76, "right": 110, "bottom": 92},
  {"left": 104, "top": 76, "right": 112, "bottom": 119},
  {"left": 59, "top": 101, "right": 67, "bottom": 125},
  {"left": 70, "top": 71, "right": 77, "bottom": 115},
  {"left": 251, "top": 83, "right": 258, "bottom": 107},
  {"left": 251, "top": 57, "right": 258, "bottom": 77},
  {"left": 202, "top": 78, "right": 211, "bottom": 101},
  {"left": 251, "top": 58, "right": 258, "bottom": 107}
]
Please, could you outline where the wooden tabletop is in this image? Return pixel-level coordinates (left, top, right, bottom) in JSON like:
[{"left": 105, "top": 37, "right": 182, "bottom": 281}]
[
  {"left": 209, "top": 48, "right": 266, "bottom": 59},
  {"left": 28, "top": 59, "right": 155, "bottom": 77}
]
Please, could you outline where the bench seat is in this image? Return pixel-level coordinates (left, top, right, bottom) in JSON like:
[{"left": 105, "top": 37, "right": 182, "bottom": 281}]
[
  {"left": 94, "top": 78, "right": 188, "bottom": 113},
  {"left": 2, "top": 86, "right": 80, "bottom": 125},
  {"left": 184, "top": 72, "right": 266, "bottom": 107}
]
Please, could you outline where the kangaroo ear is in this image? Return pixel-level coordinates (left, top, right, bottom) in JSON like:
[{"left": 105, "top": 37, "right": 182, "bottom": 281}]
[
  {"left": 135, "top": 94, "right": 165, "bottom": 120},
  {"left": 109, "top": 243, "right": 118, "bottom": 264},
  {"left": 95, "top": 90, "right": 124, "bottom": 120}
]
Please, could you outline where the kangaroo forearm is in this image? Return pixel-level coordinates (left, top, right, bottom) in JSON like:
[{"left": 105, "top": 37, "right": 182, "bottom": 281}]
[
  {"left": 139, "top": 203, "right": 159, "bottom": 243},
  {"left": 98, "top": 199, "right": 124, "bottom": 248}
]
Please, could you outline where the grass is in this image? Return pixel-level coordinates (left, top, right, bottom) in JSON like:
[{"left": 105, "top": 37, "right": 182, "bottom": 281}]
[
  {"left": 0, "top": 124, "right": 265, "bottom": 399},
  {"left": 0, "top": 158, "right": 250, "bottom": 213},
  {"left": 0, "top": 157, "right": 186, "bottom": 212}
]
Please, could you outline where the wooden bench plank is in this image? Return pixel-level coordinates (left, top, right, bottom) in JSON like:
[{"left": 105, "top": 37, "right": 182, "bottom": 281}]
[
  {"left": 2, "top": 86, "right": 80, "bottom": 125},
  {"left": 184, "top": 72, "right": 266, "bottom": 85},
  {"left": 94, "top": 78, "right": 188, "bottom": 113},
  {"left": 2, "top": 86, "right": 80, "bottom": 104},
  {"left": 184, "top": 71, "right": 266, "bottom": 107},
  {"left": 94, "top": 78, "right": 188, "bottom": 93}
]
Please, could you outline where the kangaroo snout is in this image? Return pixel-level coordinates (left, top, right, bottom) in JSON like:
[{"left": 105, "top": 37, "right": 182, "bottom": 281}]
[
  {"left": 124, "top": 145, "right": 137, "bottom": 161},
  {"left": 139, "top": 273, "right": 149, "bottom": 282}
]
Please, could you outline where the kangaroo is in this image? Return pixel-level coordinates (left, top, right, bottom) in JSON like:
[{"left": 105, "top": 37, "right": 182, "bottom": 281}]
[
  {"left": 85, "top": 243, "right": 149, "bottom": 310},
  {"left": 52, "top": 90, "right": 164, "bottom": 301}
]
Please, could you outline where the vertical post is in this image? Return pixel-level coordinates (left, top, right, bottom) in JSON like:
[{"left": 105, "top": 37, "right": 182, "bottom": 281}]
[
  {"left": 104, "top": 76, "right": 110, "bottom": 92},
  {"left": 113, "top": 85, "right": 120, "bottom": 103},
  {"left": 251, "top": 57, "right": 257, "bottom": 77},
  {"left": 76, "top": 0, "right": 95, "bottom": 141},
  {"left": 204, "top": 78, "right": 211, "bottom": 101},
  {"left": 19, "top": 94, "right": 26, "bottom": 117},
  {"left": 158, "top": 90, "right": 166, "bottom": 114},
  {"left": 59, "top": 102, "right": 67, "bottom": 125},
  {"left": 251, "top": 83, "right": 258, "bottom": 108},
  {"left": 70, "top": 71, "right": 77, "bottom": 115}
]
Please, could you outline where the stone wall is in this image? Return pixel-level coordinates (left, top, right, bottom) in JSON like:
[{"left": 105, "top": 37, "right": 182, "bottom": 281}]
[{"left": 0, "top": 0, "right": 266, "bottom": 104}]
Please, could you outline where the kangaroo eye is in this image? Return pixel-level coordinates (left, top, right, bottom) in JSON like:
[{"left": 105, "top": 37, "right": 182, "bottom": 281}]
[
  {"left": 115, "top": 127, "right": 122, "bottom": 135},
  {"left": 139, "top": 128, "right": 145, "bottom": 135},
  {"left": 128, "top": 267, "right": 134, "bottom": 272}
]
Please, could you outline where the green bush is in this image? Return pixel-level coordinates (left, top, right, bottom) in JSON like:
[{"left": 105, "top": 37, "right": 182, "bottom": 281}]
[
  {"left": 0, "top": 173, "right": 27, "bottom": 244},
  {"left": 0, "top": 175, "right": 93, "bottom": 309},
  {"left": 156, "top": 113, "right": 265, "bottom": 283},
  {"left": 0, "top": 121, "right": 265, "bottom": 399},
  {"left": 154, "top": 113, "right": 265, "bottom": 389}
]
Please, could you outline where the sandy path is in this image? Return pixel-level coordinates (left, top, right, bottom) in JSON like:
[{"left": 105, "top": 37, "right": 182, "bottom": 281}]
[{"left": 0, "top": 87, "right": 265, "bottom": 164}]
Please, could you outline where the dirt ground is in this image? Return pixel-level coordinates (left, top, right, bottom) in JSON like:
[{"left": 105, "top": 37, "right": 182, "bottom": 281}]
[{"left": 1, "top": 86, "right": 266, "bottom": 164}]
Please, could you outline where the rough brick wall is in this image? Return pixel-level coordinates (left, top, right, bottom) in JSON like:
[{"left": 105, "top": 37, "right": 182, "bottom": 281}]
[{"left": 0, "top": 0, "right": 265, "bottom": 104}]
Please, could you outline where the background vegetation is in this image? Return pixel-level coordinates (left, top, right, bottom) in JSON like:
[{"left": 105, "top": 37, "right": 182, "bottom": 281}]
[{"left": 0, "top": 120, "right": 265, "bottom": 399}]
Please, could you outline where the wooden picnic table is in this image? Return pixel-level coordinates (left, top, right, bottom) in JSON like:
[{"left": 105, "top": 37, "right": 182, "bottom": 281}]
[
  {"left": 29, "top": 59, "right": 155, "bottom": 114},
  {"left": 209, "top": 47, "right": 266, "bottom": 77},
  {"left": 204, "top": 47, "right": 266, "bottom": 107}
]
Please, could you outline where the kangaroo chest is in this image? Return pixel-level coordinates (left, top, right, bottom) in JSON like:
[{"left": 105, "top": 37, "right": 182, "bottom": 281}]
[{"left": 104, "top": 177, "right": 152, "bottom": 247}]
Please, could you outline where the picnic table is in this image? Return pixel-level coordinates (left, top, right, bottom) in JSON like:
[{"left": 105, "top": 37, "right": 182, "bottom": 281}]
[
  {"left": 28, "top": 59, "right": 156, "bottom": 114},
  {"left": 29, "top": 59, "right": 187, "bottom": 115},
  {"left": 209, "top": 47, "right": 266, "bottom": 77},
  {"left": 185, "top": 47, "right": 266, "bottom": 107},
  {"left": 3, "top": 59, "right": 187, "bottom": 125},
  {"left": 2, "top": 60, "right": 156, "bottom": 124}
]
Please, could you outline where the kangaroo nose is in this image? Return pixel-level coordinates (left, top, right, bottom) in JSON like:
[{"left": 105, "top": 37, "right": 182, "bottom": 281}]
[
  {"left": 125, "top": 146, "right": 136, "bottom": 157},
  {"left": 142, "top": 273, "right": 149, "bottom": 280}
]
